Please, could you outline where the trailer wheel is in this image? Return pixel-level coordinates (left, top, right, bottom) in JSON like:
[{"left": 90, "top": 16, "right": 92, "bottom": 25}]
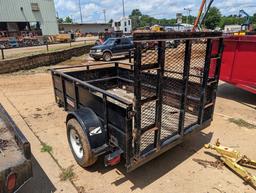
[{"left": 67, "top": 118, "right": 97, "bottom": 167}]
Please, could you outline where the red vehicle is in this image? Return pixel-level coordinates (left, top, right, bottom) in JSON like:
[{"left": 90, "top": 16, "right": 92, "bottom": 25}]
[{"left": 219, "top": 35, "right": 256, "bottom": 94}]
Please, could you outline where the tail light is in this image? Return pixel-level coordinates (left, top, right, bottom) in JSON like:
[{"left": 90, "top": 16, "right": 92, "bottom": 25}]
[
  {"left": 6, "top": 173, "right": 16, "bottom": 193},
  {"left": 105, "top": 155, "right": 121, "bottom": 166},
  {"left": 104, "top": 149, "right": 123, "bottom": 167}
]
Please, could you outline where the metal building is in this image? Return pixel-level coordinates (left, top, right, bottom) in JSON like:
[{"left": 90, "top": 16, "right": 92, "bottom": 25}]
[
  {"left": 0, "top": 0, "right": 58, "bottom": 36},
  {"left": 59, "top": 23, "right": 113, "bottom": 35}
]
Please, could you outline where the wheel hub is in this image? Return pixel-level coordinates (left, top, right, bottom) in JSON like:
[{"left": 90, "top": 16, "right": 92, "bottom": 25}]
[{"left": 70, "top": 129, "right": 83, "bottom": 159}]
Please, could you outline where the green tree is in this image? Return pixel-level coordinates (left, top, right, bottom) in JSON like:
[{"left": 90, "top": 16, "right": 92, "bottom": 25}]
[
  {"left": 108, "top": 19, "right": 113, "bottom": 24},
  {"left": 129, "top": 9, "right": 143, "bottom": 29},
  {"left": 252, "top": 13, "right": 256, "bottom": 23},
  {"left": 131, "top": 9, "right": 142, "bottom": 17},
  {"left": 253, "top": 13, "right": 256, "bottom": 30},
  {"left": 182, "top": 15, "right": 196, "bottom": 24},
  {"left": 219, "top": 15, "right": 243, "bottom": 29},
  {"left": 64, "top": 16, "right": 73, "bottom": 24},
  {"left": 129, "top": 9, "right": 177, "bottom": 29},
  {"left": 159, "top": 18, "right": 176, "bottom": 26},
  {"left": 140, "top": 15, "right": 158, "bottom": 27},
  {"left": 57, "top": 17, "right": 64, "bottom": 23},
  {"left": 205, "top": 7, "right": 221, "bottom": 30}
]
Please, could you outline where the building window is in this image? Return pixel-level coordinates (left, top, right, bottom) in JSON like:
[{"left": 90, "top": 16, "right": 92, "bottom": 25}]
[
  {"left": 30, "top": 22, "right": 41, "bottom": 30},
  {"left": 124, "top": 21, "right": 127, "bottom": 26},
  {"left": 124, "top": 27, "right": 127, "bottom": 32},
  {"left": 17, "top": 22, "right": 30, "bottom": 31},
  {"left": 31, "top": 3, "right": 40, "bottom": 11},
  {"left": 115, "top": 22, "right": 121, "bottom": 27},
  {"left": 128, "top": 20, "right": 131, "bottom": 25},
  {"left": 0, "top": 22, "right": 7, "bottom": 31}
]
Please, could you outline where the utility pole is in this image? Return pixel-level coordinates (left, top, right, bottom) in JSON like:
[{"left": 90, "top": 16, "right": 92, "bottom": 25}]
[
  {"left": 103, "top": 9, "right": 107, "bottom": 23},
  {"left": 122, "top": 0, "right": 125, "bottom": 17},
  {"left": 78, "top": 0, "right": 83, "bottom": 23},
  {"left": 184, "top": 8, "right": 192, "bottom": 24},
  {"left": 71, "top": 15, "right": 73, "bottom": 23}
]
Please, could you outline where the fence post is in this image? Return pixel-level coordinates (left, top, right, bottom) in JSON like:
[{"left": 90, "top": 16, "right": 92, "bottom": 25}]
[
  {"left": 46, "top": 40, "right": 49, "bottom": 51},
  {"left": 129, "top": 50, "right": 131, "bottom": 63},
  {"left": 1, "top": 48, "right": 4, "bottom": 60}
]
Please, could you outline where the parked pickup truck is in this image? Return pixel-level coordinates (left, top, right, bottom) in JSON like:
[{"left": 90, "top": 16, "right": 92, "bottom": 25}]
[
  {"left": 89, "top": 37, "right": 133, "bottom": 61},
  {"left": 0, "top": 104, "right": 32, "bottom": 193}
]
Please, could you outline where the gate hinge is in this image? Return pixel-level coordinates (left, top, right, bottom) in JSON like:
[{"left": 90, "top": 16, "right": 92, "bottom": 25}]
[{"left": 127, "top": 111, "right": 136, "bottom": 119}]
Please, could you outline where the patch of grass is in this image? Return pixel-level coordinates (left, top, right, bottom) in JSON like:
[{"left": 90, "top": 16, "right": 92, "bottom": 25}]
[
  {"left": 59, "top": 165, "right": 75, "bottom": 181},
  {"left": 228, "top": 118, "right": 256, "bottom": 129},
  {"left": 41, "top": 143, "right": 53, "bottom": 153}
]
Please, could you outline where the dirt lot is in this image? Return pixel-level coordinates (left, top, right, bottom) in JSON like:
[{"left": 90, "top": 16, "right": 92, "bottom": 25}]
[{"left": 0, "top": 55, "right": 255, "bottom": 193}]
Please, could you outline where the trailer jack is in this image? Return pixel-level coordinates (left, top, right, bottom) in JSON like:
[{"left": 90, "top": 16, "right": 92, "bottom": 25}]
[
  {"left": 205, "top": 139, "right": 256, "bottom": 189},
  {"left": 104, "top": 149, "right": 123, "bottom": 167}
]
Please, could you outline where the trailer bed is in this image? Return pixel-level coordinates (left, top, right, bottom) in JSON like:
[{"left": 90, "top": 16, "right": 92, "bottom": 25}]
[{"left": 106, "top": 87, "right": 197, "bottom": 153}]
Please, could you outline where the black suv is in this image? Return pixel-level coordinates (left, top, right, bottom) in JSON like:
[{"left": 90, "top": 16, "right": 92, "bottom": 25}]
[{"left": 90, "top": 37, "right": 133, "bottom": 61}]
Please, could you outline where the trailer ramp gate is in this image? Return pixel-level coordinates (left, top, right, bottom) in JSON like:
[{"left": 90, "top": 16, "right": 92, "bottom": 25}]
[{"left": 130, "top": 32, "right": 223, "bottom": 171}]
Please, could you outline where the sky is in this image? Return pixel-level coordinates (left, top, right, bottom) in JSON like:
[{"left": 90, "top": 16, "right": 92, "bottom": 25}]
[{"left": 54, "top": 0, "right": 256, "bottom": 23}]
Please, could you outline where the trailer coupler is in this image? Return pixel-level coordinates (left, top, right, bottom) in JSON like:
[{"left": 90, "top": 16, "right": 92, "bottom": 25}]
[
  {"left": 205, "top": 139, "right": 256, "bottom": 189},
  {"left": 104, "top": 149, "right": 123, "bottom": 167}
]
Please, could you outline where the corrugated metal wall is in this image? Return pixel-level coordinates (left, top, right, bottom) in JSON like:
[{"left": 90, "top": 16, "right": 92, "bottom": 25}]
[
  {"left": 0, "top": 0, "right": 58, "bottom": 35},
  {"left": 59, "top": 24, "right": 113, "bottom": 34}
]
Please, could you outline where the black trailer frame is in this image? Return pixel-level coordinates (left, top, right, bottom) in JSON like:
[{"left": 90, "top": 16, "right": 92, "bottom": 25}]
[
  {"left": 51, "top": 32, "right": 224, "bottom": 172},
  {"left": 0, "top": 104, "right": 32, "bottom": 192}
]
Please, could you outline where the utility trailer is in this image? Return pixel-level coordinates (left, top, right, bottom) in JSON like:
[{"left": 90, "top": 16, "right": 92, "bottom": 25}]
[
  {"left": 51, "top": 32, "right": 224, "bottom": 172},
  {"left": 0, "top": 104, "right": 32, "bottom": 193}
]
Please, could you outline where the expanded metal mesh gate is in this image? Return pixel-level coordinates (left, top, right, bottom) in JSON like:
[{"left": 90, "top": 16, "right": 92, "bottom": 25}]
[{"left": 132, "top": 32, "right": 223, "bottom": 160}]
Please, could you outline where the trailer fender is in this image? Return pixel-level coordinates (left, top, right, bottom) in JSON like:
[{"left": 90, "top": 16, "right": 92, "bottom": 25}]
[{"left": 66, "top": 108, "right": 106, "bottom": 149}]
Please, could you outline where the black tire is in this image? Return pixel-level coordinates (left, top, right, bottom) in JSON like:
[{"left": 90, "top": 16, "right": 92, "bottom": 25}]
[
  {"left": 93, "top": 57, "right": 100, "bottom": 61},
  {"left": 67, "top": 118, "right": 97, "bottom": 167},
  {"left": 103, "top": 52, "right": 112, "bottom": 61}
]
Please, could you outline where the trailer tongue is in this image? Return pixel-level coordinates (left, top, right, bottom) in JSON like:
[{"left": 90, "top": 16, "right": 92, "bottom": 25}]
[{"left": 51, "top": 32, "right": 223, "bottom": 172}]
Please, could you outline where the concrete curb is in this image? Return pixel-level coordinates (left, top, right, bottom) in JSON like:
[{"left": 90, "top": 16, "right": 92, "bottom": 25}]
[{"left": 0, "top": 92, "right": 78, "bottom": 193}]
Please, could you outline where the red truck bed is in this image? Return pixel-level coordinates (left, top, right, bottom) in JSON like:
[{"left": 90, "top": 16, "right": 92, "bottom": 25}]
[{"left": 220, "top": 35, "right": 256, "bottom": 94}]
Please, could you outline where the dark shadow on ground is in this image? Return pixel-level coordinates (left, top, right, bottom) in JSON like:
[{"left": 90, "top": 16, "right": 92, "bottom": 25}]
[
  {"left": 86, "top": 131, "right": 213, "bottom": 191},
  {"left": 110, "top": 56, "right": 130, "bottom": 62},
  {"left": 18, "top": 154, "right": 56, "bottom": 193},
  {"left": 217, "top": 83, "right": 256, "bottom": 108},
  {"left": 89, "top": 56, "right": 130, "bottom": 62}
]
